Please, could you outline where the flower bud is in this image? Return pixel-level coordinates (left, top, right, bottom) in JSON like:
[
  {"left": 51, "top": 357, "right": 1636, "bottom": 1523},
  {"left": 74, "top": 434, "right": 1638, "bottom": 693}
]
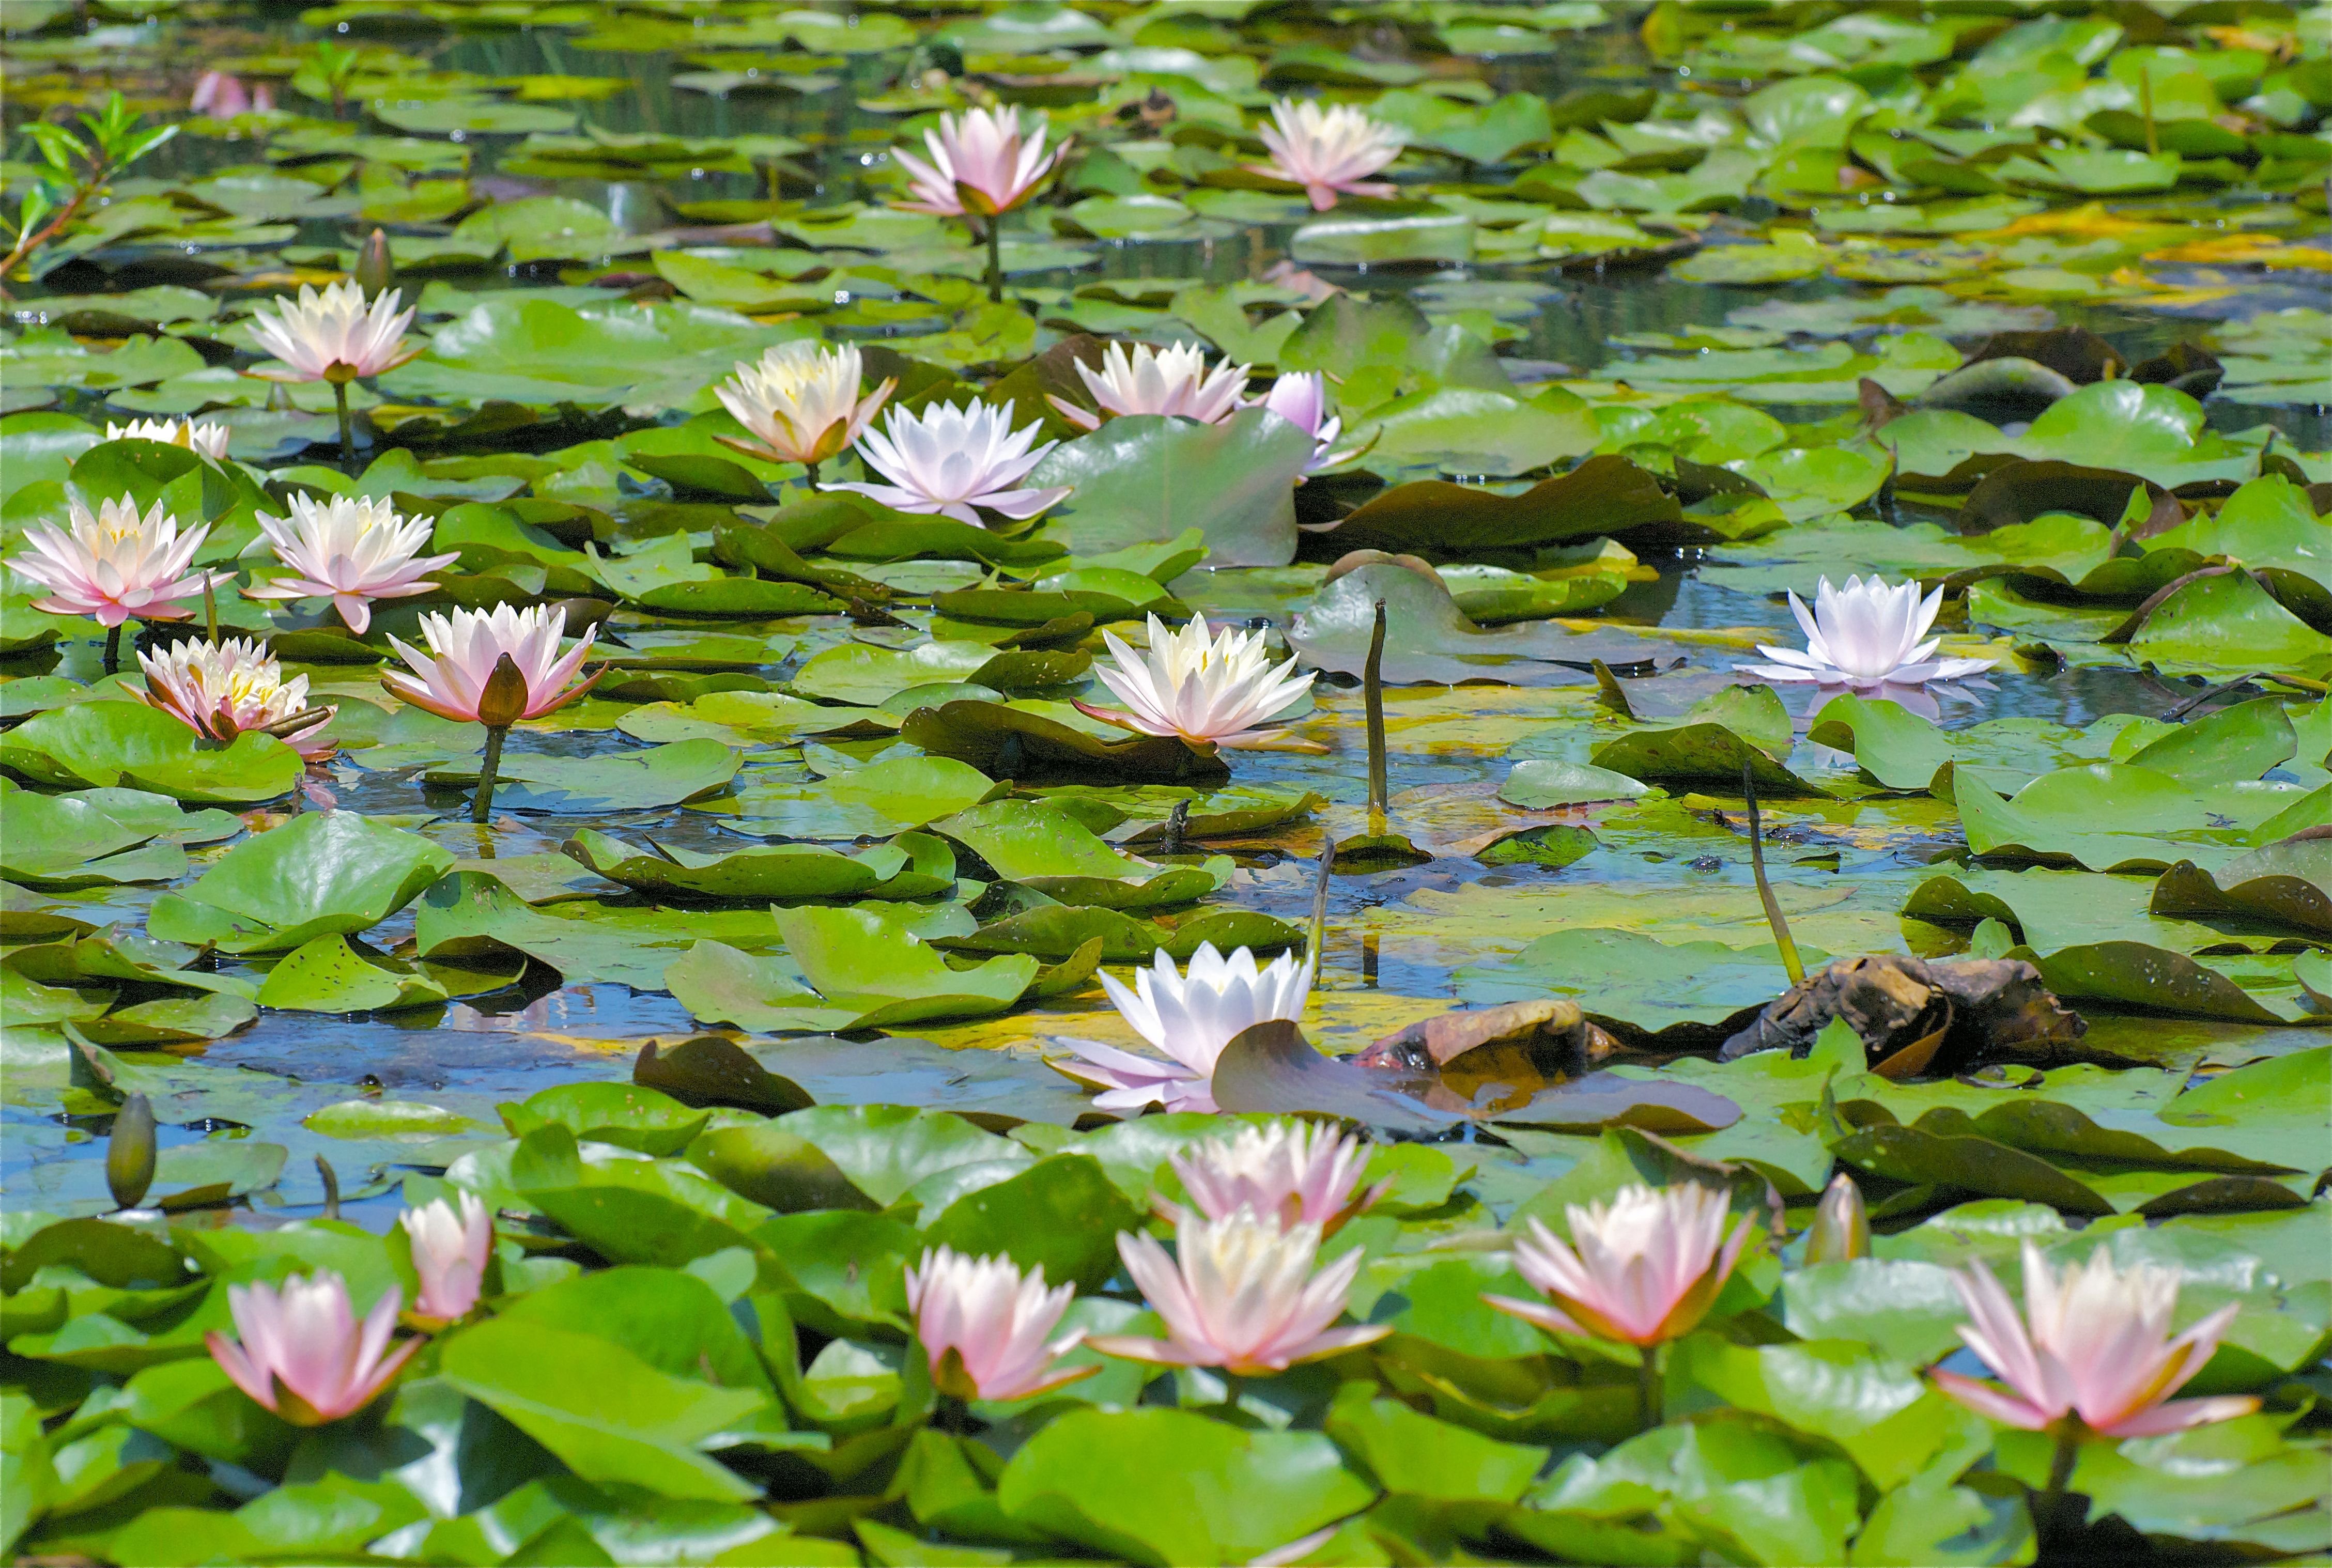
[
  {"left": 352, "top": 227, "right": 393, "bottom": 301},
  {"left": 107, "top": 1093, "right": 157, "bottom": 1210},
  {"left": 476, "top": 652, "right": 529, "bottom": 729},
  {"left": 1804, "top": 1172, "right": 1870, "bottom": 1264}
]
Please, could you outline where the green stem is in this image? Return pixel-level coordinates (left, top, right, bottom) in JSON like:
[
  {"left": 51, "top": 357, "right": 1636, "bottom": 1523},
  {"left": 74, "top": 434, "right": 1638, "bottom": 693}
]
[
  {"left": 1638, "top": 1345, "right": 1663, "bottom": 1431},
  {"left": 2034, "top": 1427, "right": 2081, "bottom": 1546},
  {"left": 804, "top": 458, "right": 821, "bottom": 491},
  {"left": 102, "top": 622, "right": 123, "bottom": 675},
  {"left": 472, "top": 724, "right": 508, "bottom": 825},
  {"left": 1364, "top": 598, "right": 1388, "bottom": 819},
  {"left": 331, "top": 379, "right": 354, "bottom": 464},
  {"left": 1741, "top": 757, "right": 1805, "bottom": 986},
  {"left": 983, "top": 217, "right": 1002, "bottom": 304}
]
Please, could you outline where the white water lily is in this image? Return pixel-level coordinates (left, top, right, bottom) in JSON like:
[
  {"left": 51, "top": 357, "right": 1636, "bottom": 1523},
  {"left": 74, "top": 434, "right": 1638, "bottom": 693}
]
[
  {"left": 1046, "top": 341, "right": 1251, "bottom": 431},
  {"left": 137, "top": 637, "right": 332, "bottom": 757},
  {"left": 1249, "top": 99, "right": 1402, "bottom": 210},
  {"left": 1736, "top": 575, "right": 1996, "bottom": 693},
  {"left": 1056, "top": 943, "right": 1315, "bottom": 1113},
  {"left": 714, "top": 340, "right": 895, "bottom": 472},
  {"left": 828, "top": 399, "right": 1069, "bottom": 525},
  {"left": 1255, "top": 372, "right": 1363, "bottom": 475},
  {"left": 246, "top": 280, "right": 418, "bottom": 383},
  {"left": 106, "top": 417, "right": 231, "bottom": 460},
  {"left": 1078, "top": 613, "right": 1315, "bottom": 748},
  {"left": 245, "top": 493, "right": 458, "bottom": 634}
]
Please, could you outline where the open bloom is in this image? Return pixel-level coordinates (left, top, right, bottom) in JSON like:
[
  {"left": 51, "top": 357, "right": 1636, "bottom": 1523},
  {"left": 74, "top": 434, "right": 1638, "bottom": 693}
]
[
  {"left": 245, "top": 493, "right": 458, "bottom": 634},
  {"left": 1171, "top": 1121, "right": 1381, "bottom": 1234},
  {"left": 1079, "top": 613, "right": 1316, "bottom": 749},
  {"left": 14, "top": 494, "right": 212, "bottom": 628},
  {"left": 1933, "top": 1243, "right": 2256, "bottom": 1439},
  {"left": 894, "top": 105, "right": 1064, "bottom": 218},
  {"left": 1736, "top": 575, "right": 1995, "bottom": 693},
  {"left": 106, "top": 417, "right": 231, "bottom": 461},
  {"left": 382, "top": 603, "right": 600, "bottom": 724},
  {"left": 1250, "top": 100, "right": 1402, "bottom": 211},
  {"left": 1057, "top": 944, "right": 1314, "bottom": 1114},
  {"left": 1256, "top": 372, "right": 1364, "bottom": 475},
  {"left": 1486, "top": 1183, "right": 1754, "bottom": 1347},
  {"left": 829, "top": 400, "right": 1068, "bottom": 526},
  {"left": 1091, "top": 1211, "right": 1389, "bottom": 1375},
  {"left": 138, "top": 638, "right": 332, "bottom": 757},
  {"left": 247, "top": 280, "right": 419, "bottom": 383},
  {"left": 206, "top": 1271, "right": 418, "bottom": 1425},
  {"left": 715, "top": 340, "right": 895, "bottom": 469},
  {"left": 192, "top": 72, "right": 273, "bottom": 116},
  {"left": 906, "top": 1246, "right": 1095, "bottom": 1404},
  {"left": 401, "top": 1192, "right": 491, "bottom": 1323},
  {"left": 1047, "top": 342, "right": 1250, "bottom": 431}
]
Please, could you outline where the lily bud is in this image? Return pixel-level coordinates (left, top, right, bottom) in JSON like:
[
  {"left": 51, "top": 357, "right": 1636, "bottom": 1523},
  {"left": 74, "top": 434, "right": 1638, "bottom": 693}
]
[
  {"left": 107, "top": 1093, "right": 157, "bottom": 1210},
  {"left": 1804, "top": 1172, "right": 1870, "bottom": 1264},
  {"left": 476, "top": 652, "right": 530, "bottom": 729},
  {"left": 353, "top": 227, "right": 393, "bottom": 301}
]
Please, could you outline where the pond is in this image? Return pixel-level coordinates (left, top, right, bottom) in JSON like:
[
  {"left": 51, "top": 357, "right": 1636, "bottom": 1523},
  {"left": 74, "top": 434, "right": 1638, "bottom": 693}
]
[{"left": 2, "top": 2, "right": 2328, "bottom": 1564}]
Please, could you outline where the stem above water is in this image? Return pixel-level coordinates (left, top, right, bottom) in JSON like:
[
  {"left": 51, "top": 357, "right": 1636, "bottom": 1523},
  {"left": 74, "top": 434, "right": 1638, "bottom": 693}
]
[
  {"left": 983, "top": 218, "right": 1003, "bottom": 304},
  {"left": 473, "top": 724, "right": 509, "bottom": 825},
  {"left": 1364, "top": 598, "right": 1389, "bottom": 819},
  {"left": 331, "top": 378, "right": 354, "bottom": 464},
  {"left": 102, "top": 622, "right": 124, "bottom": 675},
  {"left": 1638, "top": 1345, "right": 1663, "bottom": 1430},
  {"left": 2033, "top": 1427, "right": 2081, "bottom": 1547},
  {"left": 804, "top": 458, "right": 822, "bottom": 491}
]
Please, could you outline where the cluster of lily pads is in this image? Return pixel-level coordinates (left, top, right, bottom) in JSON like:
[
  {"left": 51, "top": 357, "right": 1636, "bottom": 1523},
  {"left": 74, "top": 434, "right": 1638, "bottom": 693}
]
[{"left": 3, "top": 0, "right": 2329, "bottom": 1563}]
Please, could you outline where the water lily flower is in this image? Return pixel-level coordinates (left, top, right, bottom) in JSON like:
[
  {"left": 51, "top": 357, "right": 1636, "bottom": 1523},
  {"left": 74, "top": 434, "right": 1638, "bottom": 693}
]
[
  {"left": 1487, "top": 1183, "right": 1754, "bottom": 1348},
  {"left": 105, "top": 417, "right": 231, "bottom": 461},
  {"left": 1249, "top": 99, "right": 1402, "bottom": 211},
  {"left": 245, "top": 492, "right": 459, "bottom": 635},
  {"left": 1077, "top": 613, "right": 1316, "bottom": 750},
  {"left": 714, "top": 340, "right": 896, "bottom": 487},
  {"left": 905, "top": 1246, "right": 1096, "bottom": 1405},
  {"left": 1090, "top": 1210, "right": 1389, "bottom": 1375},
  {"left": 1255, "top": 372, "right": 1364, "bottom": 476},
  {"left": 246, "top": 280, "right": 420, "bottom": 454},
  {"left": 1047, "top": 342, "right": 1250, "bottom": 432},
  {"left": 206, "top": 1271, "right": 418, "bottom": 1425},
  {"left": 1735, "top": 575, "right": 1996, "bottom": 702},
  {"left": 192, "top": 71, "right": 273, "bottom": 116},
  {"left": 13, "top": 493, "right": 213, "bottom": 669},
  {"left": 1802, "top": 1172, "right": 1870, "bottom": 1265},
  {"left": 1056, "top": 944, "right": 1315, "bottom": 1114},
  {"left": 893, "top": 106, "right": 1065, "bottom": 300},
  {"left": 1170, "top": 1121, "right": 1382, "bottom": 1235},
  {"left": 829, "top": 399, "right": 1069, "bottom": 527},
  {"left": 1933, "top": 1242, "right": 2256, "bottom": 1440},
  {"left": 401, "top": 1192, "right": 491, "bottom": 1324},
  {"left": 382, "top": 603, "right": 601, "bottom": 822},
  {"left": 137, "top": 637, "right": 333, "bottom": 757}
]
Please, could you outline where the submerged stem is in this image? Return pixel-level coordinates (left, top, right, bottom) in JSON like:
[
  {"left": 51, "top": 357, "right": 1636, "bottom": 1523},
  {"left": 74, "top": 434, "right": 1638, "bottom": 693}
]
[{"left": 473, "top": 724, "right": 509, "bottom": 825}]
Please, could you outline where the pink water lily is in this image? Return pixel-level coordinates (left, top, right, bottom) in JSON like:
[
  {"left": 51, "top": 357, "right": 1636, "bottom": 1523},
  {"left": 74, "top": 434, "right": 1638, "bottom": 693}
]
[
  {"left": 1486, "top": 1183, "right": 1754, "bottom": 1347},
  {"left": 14, "top": 493, "right": 212, "bottom": 630},
  {"left": 893, "top": 105, "right": 1063, "bottom": 219},
  {"left": 1055, "top": 943, "right": 1315, "bottom": 1114},
  {"left": 1091, "top": 1210, "right": 1389, "bottom": 1376},
  {"left": 906, "top": 1246, "right": 1095, "bottom": 1404},
  {"left": 1171, "top": 1121, "right": 1382, "bottom": 1235},
  {"left": 401, "top": 1192, "right": 491, "bottom": 1324},
  {"left": 381, "top": 603, "right": 599, "bottom": 725},
  {"left": 1249, "top": 99, "right": 1402, "bottom": 210},
  {"left": 206, "top": 1271, "right": 418, "bottom": 1425},
  {"left": 829, "top": 399, "right": 1068, "bottom": 526},
  {"left": 245, "top": 493, "right": 458, "bottom": 634},
  {"left": 1933, "top": 1242, "right": 2257, "bottom": 1440},
  {"left": 1255, "top": 372, "right": 1364, "bottom": 476},
  {"left": 138, "top": 637, "right": 333, "bottom": 757},
  {"left": 1047, "top": 342, "right": 1250, "bottom": 431}
]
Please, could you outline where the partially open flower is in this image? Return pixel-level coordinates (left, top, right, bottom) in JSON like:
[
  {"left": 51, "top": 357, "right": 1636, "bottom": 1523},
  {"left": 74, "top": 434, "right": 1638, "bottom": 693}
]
[
  {"left": 906, "top": 1246, "right": 1095, "bottom": 1404},
  {"left": 829, "top": 399, "right": 1069, "bottom": 526},
  {"left": 1736, "top": 575, "right": 1996, "bottom": 694},
  {"left": 106, "top": 417, "right": 231, "bottom": 461},
  {"left": 381, "top": 603, "right": 599, "bottom": 725},
  {"left": 206, "top": 1271, "right": 418, "bottom": 1425},
  {"left": 247, "top": 280, "right": 420, "bottom": 383},
  {"left": 401, "top": 1192, "right": 491, "bottom": 1324},
  {"left": 1486, "top": 1183, "right": 1754, "bottom": 1347},
  {"left": 1170, "top": 1121, "right": 1382, "bottom": 1235},
  {"left": 894, "top": 106, "right": 1064, "bottom": 218},
  {"left": 1090, "top": 1210, "right": 1389, "bottom": 1375},
  {"left": 1255, "top": 372, "right": 1364, "bottom": 476},
  {"left": 1078, "top": 613, "right": 1316, "bottom": 749},
  {"left": 1248, "top": 100, "right": 1402, "bottom": 211},
  {"left": 138, "top": 638, "right": 333, "bottom": 757},
  {"left": 1932, "top": 1242, "right": 2257, "bottom": 1439},
  {"left": 1047, "top": 342, "right": 1250, "bottom": 431},
  {"left": 245, "top": 493, "right": 458, "bottom": 634},
  {"left": 14, "top": 493, "right": 212, "bottom": 628},
  {"left": 192, "top": 72, "right": 274, "bottom": 116},
  {"left": 715, "top": 340, "right": 895, "bottom": 469},
  {"left": 1056, "top": 943, "right": 1314, "bottom": 1114}
]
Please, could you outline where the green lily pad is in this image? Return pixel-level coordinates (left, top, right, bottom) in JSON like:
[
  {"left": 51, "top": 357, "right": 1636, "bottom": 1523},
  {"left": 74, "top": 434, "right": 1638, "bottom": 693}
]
[
  {"left": 147, "top": 812, "right": 454, "bottom": 955},
  {"left": 564, "top": 828, "right": 956, "bottom": 903}
]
